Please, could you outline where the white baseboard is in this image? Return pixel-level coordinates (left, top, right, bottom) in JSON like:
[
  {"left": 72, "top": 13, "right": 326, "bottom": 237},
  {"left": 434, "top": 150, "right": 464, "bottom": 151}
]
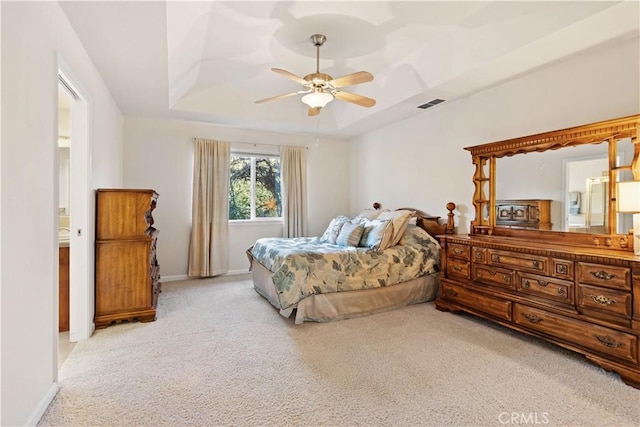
[
  {"left": 27, "top": 382, "right": 58, "bottom": 426},
  {"left": 162, "top": 269, "right": 250, "bottom": 282}
]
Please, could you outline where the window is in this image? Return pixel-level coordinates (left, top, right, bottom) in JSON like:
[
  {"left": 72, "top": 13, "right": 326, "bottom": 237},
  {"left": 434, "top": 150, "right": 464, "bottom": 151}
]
[{"left": 229, "top": 154, "right": 281, "bottom": 220}]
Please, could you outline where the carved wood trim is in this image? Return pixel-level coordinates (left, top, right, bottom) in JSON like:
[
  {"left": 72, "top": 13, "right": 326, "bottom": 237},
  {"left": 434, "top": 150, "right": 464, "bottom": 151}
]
[
  {"left": 465, "top": 114, "right": 640, "bottom": 251},
  {"left": 441, "top": 236, "right": 640, "bottom": 268},
  {"left": 465, "top": 114, "right": 639, "bottom": 158}
]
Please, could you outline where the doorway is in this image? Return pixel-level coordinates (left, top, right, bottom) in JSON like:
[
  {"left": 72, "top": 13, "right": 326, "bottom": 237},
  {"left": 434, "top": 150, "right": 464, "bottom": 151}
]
[
  {"left": 57, "top": 80, "right": 74, "bottom": 366},
  {"left": 57, "top": 67, "right": 92, "bottom": 371},
  {"left": 563, "top": 155, "right": 608, "bottom": 232}
]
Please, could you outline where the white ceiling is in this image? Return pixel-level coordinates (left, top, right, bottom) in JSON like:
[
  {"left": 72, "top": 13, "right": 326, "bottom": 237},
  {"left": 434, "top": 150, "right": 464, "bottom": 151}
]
[{"left": 59, "top": 1, "right": 639, "bottom": 138}]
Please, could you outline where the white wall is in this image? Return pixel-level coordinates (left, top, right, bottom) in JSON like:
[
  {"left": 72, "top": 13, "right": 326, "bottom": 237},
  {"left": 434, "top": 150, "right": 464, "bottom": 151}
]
[
  {"left": 123, "top": 117, "right": 350, "bottom": 277},
  {"left": 1, "top": 2, "right": 123, "bottom": 425},
  {"left": 349, "top": 36, "right": 640, "bottom": 234}
]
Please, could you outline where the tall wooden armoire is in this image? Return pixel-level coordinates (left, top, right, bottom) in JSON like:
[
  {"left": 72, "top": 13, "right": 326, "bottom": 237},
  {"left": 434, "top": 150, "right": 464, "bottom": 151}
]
[{"left": 95, "top": 189, "right": 160, "bottom": 328}]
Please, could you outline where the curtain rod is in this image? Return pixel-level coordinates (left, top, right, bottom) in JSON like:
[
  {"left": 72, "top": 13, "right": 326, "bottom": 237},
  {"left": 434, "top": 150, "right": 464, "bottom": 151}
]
[
  {"left": 191, "top": 138, "right": 309, "bottom": 149},
  {"left": 191, "top": 137, "right": 275, "bottom": 146}
]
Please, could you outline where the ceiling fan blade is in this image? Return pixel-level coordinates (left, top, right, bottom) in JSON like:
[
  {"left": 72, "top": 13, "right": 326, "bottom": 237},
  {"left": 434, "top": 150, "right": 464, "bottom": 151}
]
[
  {"left": 271, "top": 68, "right": 308, "bottom": 86},
  {"left": 308, "top": 107, "right": 321, "bottom": 117},
  {"left": 334, "top": 91, "right": 376, "bottom": 108},
  {"left": 255, "top": 91, "right": 302, "bottom": 104},
  {"left": 329, "top": 71, "right": 373, "bottom": 88}
]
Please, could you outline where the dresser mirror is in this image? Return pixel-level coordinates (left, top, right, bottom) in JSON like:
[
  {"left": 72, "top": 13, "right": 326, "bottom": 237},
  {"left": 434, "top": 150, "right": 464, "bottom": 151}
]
[{"left": 467, "top": 114, "right": 640, "bottom": 252}]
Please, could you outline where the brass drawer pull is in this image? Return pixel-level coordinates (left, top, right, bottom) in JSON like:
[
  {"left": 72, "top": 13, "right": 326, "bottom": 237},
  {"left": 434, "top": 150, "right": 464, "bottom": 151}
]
[
  {"left": 523, "top": 279, "right": 549, "bottom": 288},
  {"left": 532, "top": 260, "right": 540, "bottom": 269},
  {"left": 588, "top": 294, "right": 616, "bottom": 306},
  {"left": 445, "top": 288, "right": 458, "bottom": 297},
  {"left": 522, "top": 313, "right": 543, "bottom": 324},
  {"left": 557, "top": 287, "right": 565, "bottom": 296},
  {"left": 594, "top": 335, "right": 624, "bottom": 348},
  {"left": 590, "top": 270, "right": 616, "bottom": 281},
  {"left": 475, "top": 252, "right": 483, "bottom": 260},
  {"left": 452, "top": 248, "right": 463, "bottom": 255},
  {"left": 453, "top": 265, "right": 463, "bottom": 272},
  {"left": 478, "top": 269, "right": 510, "bottom": 283},
  {"left": 492, "top": 254, "right": 500, "bottom": 262}
]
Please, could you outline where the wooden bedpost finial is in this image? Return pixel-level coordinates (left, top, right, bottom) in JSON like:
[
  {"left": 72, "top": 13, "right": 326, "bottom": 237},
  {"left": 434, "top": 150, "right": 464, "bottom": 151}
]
[{"left": 445, "top": 202, "right": 456, "bottom": 234}]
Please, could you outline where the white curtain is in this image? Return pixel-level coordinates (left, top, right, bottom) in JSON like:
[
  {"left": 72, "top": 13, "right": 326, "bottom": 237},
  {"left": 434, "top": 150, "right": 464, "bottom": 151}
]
[
  {"left": 280, "top": 145, "right": 308, "bottom": 237},
  {"left": 188, "top": 138, "right": 230, "bottom": 277}
]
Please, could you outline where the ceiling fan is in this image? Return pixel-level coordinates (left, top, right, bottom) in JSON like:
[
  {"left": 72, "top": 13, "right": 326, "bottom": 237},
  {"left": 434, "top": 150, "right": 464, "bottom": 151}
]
[{"left": 255, "top": 34, "right": 376, "bottom": 117}]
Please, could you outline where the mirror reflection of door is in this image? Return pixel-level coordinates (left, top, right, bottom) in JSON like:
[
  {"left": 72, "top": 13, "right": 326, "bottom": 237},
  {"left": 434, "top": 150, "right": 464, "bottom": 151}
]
[
  {"left": 564, "top": 156, "right": 608, "bottom": 232},
  {"left": 585, "top": 176, "right": 608, "bottom": 234}
]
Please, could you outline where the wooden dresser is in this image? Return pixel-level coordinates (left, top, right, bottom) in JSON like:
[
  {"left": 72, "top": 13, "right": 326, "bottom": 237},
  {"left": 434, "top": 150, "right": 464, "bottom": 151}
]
[
  {"left": 495, "top": 199, "right": 551, "bottom": 230},
  {"left": 437, "top": 114, "right": 640, "bottom": 388},
  {"left": 95, "top": 189, "right": 160, "bottom": 328},
  {"left": 437, "top": 235, "right": 640, "bottom": 387}
]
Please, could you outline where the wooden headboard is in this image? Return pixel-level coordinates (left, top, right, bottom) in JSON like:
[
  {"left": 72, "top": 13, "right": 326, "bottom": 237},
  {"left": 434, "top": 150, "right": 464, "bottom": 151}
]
[{"left": 391, "top": 203, "right": 456, "bottom": 238}]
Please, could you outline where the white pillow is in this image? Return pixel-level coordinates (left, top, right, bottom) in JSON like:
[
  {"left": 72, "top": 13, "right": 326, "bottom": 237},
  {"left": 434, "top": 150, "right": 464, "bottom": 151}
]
[
  {"left": 320, "top": 216, "right": 350, "bottom": 244},
  {"left": 376, "top": 210, "right": 415, "bottom": 247},
  {"left": 356, "top": 208, "right": 391, "bottom": 220},
  {"left": 358, "top": 219, "right": 394, "bottom": 250},
  {"left": 356, "top": 209, "right": 381, "bottom": 220}
]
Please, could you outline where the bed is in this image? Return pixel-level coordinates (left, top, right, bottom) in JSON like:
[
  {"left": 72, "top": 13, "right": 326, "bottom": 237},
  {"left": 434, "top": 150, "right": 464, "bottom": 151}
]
[{"left": 247, "top": 205, "right": 454, "bottom": 324}]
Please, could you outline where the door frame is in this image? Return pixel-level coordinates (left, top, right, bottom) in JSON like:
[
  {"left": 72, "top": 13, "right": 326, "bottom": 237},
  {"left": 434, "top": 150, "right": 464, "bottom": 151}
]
[{"left": 58, "top": 61, "right": 94, "bottom": 346}]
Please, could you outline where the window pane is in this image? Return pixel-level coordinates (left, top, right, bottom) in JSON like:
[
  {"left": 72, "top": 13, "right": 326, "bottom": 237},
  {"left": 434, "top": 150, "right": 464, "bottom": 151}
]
[
  {"left": 229, "top": 156, "right": 251, "bottom": 220},
  {"left": 255, "top": 157, "right": 281, "bottom": 218}
]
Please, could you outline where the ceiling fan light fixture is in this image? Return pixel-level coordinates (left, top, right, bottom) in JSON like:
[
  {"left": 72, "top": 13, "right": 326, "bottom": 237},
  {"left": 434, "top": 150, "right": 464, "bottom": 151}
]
[
  {"left": 301, "top": 90, "right": 333, "bottom": 109},
  {"left": 255, "top": 34, "right": 375, "bottom": 113}
]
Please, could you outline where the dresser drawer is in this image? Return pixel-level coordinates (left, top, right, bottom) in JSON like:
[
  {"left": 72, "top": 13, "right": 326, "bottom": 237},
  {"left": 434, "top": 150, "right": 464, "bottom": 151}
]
[
  {"left": 446, "top": 258, "right": 470, "bottom": 279},
  {"left": 551, "top": 258, "right": 573, "bottom": 280},
  {"left": 447, "top": 243, "right": 470, "bottom": 260},
  {"left": 577, "top": 284, "right": 632, "bottom": 319},
  {"left": 472, "top": 247, "right": 486, "bottom": 264},
  {"left": 513, "top": 304, "right": 638, "bottom": 363},
  {"left": 578, "top": 263, "right": 630, "bottom": 291},
  {"left": 473, "top": 264, "right": 514, "bottom": 290},
  {"left": 441, "top": 282, "right": 512, "bottom": 321},
  {"left": 488, "top": 249, "right": 547, "bottom": 274},
  {"left": 517, "top": 272, "right": 574, "bottom": 305}
]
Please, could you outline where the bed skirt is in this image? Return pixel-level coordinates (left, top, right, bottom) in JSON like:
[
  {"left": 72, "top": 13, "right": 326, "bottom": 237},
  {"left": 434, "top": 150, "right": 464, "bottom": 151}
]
[{"left": 250, "top": 258, "right": 439, "bottom": 324}]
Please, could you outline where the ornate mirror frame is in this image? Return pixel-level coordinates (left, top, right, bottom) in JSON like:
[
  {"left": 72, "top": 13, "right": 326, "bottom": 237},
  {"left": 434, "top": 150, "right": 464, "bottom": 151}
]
[{"left": 466, "top": 114, "right": 640, "bottom": 252}]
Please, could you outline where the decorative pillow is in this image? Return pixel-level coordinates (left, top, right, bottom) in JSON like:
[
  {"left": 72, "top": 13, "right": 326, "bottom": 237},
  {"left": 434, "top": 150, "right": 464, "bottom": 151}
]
[
  {"left": 376, "top": 210, "right": 415, "bottom": 247},
  {"left": 336, "top": 222, "right": 365, "bottom": 247},
  {"left": 358, "top": 219, "right": 394, "bottom": 250},
  {"left": 320, "top": 216, "right": 350, "bottom": 244}
]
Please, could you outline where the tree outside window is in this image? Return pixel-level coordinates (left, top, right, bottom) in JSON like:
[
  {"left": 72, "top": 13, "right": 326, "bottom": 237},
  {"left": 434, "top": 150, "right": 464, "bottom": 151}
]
[{"left": 229, "top": 154, "right": 281, "bottom": 220}]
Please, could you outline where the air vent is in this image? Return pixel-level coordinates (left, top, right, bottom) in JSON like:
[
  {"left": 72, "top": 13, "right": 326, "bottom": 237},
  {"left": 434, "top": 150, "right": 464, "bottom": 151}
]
[{"left": 417, "top": 98, "right": 445, "bottom": 109}]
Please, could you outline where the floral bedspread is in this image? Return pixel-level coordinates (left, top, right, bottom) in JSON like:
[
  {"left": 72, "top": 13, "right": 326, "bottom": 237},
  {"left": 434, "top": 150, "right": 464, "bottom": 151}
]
[{"left": 250, "top": 225, "right": 440, "bottom": 310}]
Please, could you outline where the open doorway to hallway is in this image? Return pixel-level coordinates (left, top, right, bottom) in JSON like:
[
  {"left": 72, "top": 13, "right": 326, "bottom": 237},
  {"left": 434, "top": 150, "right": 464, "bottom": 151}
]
[{"left": 57, "top": 78, "right": 75, "bottom": 367}]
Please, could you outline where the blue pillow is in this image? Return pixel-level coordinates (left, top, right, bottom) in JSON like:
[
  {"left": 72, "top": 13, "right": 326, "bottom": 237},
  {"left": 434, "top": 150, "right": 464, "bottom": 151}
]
[
  {"left": 336, "top": 222, "right": 364, "bottom": 247},
  {"left": 359, "top": 219, "right": 393, "bottom": 250}
]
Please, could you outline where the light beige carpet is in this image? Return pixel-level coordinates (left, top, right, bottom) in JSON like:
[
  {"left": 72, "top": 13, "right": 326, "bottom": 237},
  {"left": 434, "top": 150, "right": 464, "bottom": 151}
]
[{"left": 39, "top": 274, "right": 639, "bottom": 426}]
